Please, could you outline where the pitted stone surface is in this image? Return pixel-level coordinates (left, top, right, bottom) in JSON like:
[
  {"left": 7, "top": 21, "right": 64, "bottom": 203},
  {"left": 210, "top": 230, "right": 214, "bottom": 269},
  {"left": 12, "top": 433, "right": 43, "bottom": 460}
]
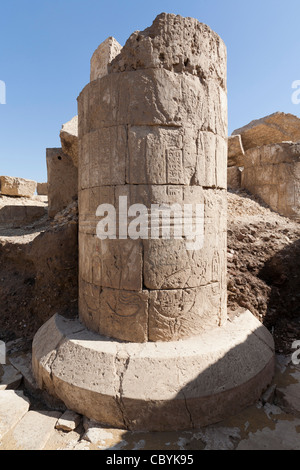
[
  {"left": 109, "top": 13, "right": 227, "bottom": 88},
  {"left": 0, "top": 176, "right": 36, "bottom": 198},
  {"left": 77, "top": 13, "right": 228, "bottom": 342},
  {"left": 232, "top": 112, "right": 300, "bottom": 152},
  {"left": 90, "top": 37, "right": 122, "bottom": 82},
  {"left": 241, "top": 141, "right": 300, "bottom": 220},
  {"left": 60, "top": 116, "right": 78, "bottom": 167}
]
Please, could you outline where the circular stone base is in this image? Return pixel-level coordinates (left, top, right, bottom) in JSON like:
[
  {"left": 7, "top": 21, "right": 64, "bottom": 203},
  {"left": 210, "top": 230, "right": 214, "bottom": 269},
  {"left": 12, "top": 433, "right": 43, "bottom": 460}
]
[{"left": 32, "top": 310, "right": 275, "bottom": 431}]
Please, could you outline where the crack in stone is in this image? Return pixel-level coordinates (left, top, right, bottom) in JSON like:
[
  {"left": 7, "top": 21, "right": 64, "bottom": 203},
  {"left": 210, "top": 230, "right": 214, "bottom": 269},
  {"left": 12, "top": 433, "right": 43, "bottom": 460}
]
[
  {"left": 252, "top": 328, "right": 275, "bottom": 354},
  {"left": 182, "top": 391, "right": 194, "bottom": 429},
  {"left": 46, "top": 337, "right": 66, "bottom": 382},
  {"left": 114, "top": 350, "right": 131, "bottom": 429}
]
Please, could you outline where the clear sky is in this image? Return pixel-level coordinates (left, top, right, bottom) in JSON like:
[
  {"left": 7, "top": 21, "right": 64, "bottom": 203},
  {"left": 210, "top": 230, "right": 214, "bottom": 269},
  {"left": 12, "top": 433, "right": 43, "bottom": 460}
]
[{"left": 0, "top": 0, "right": 300, "bottom": 183}]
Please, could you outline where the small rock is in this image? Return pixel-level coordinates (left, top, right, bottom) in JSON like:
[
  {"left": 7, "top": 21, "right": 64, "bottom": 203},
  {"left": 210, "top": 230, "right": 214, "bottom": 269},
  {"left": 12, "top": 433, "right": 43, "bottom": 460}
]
[
  {"left": 83, "top": 419, "right": 114, "bottom": 444},
  {"left": 55, "top": 410, "right": 81, "bottom": 432},
  {"left": 262, "top": 384, "right": 277, "bottom": 405}
]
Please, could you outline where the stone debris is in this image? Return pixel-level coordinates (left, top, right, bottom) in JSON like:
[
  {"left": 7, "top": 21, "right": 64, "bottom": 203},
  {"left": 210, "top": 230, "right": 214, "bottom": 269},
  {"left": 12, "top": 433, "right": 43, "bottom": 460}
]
[
  {"left": 55, "top": 410, "right": 81, "bottom": 432},
  {"left": 0, "top": 176, "right": 37, "bottom": 198},
  {"left": 9, "top": 353, "right": 40, "bottom": 395},
  {"left": 83, "top": 420, "right": 115, "bottom": 445},
  {"left": 232, "top": 112, "right": 300, "bottom": 152},
  {"left": 9, "top": 352, "right": 66, "bottom": 411},
  {"left": 262, "top": 384, "right": 277, "bottom": 405},
  {"left": 60, "top": 115, "right": 79, "bottom": 167}
]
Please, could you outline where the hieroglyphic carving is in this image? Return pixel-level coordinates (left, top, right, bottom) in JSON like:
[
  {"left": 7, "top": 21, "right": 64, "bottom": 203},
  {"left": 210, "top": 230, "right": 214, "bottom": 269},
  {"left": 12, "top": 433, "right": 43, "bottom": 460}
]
[
  {"left": 98, "top": 288, "right": 149, "bottom": 342},
  {"left": 149, "top": 283, "right": 222, "bottom": 341},
  {"left": 166, "top": 148, "right": 183, "bottom": 184}
]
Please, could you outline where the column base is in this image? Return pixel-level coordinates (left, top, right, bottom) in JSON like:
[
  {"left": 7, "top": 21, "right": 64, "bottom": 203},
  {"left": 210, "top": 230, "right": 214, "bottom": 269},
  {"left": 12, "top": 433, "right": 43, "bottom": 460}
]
[{"left": 32, "top": 310, "right": 275, "bottom": 431}]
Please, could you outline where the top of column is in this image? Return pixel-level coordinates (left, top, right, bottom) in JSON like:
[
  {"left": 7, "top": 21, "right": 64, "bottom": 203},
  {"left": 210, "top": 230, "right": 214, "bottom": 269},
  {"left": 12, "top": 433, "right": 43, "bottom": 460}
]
[
  {"left": 108, "top": 12, "right": 227, "bottom": 90},
  {"left": 90, "top": 13, "right": 227, "bottom": 90}
]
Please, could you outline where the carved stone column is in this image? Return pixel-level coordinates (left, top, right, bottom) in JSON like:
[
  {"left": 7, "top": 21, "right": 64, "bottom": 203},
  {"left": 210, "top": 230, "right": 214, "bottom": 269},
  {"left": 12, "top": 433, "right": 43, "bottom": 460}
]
[{"left": 32, "top": 14, "right": 275, "bottom": 431}]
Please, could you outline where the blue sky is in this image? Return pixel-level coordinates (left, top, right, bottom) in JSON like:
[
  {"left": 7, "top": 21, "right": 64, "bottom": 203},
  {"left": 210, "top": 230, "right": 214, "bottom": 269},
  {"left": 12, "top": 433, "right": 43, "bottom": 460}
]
[{"left": 0, "top": 0, "right": 300, "bottom": 182}]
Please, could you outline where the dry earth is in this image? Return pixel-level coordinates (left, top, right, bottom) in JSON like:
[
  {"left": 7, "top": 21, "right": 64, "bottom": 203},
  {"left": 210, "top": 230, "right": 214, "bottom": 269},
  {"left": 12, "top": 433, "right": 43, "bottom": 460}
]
[
  {"left": 0, "top": 198, "right": 78, "bottom": 346},
  {"left": 227, "top": 189, "right": 300, "bottom": 354}
]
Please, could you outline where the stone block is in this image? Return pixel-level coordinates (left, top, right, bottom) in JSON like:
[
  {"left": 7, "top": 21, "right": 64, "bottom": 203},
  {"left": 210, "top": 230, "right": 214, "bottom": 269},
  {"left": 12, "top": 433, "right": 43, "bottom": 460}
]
[
  {"left": 228, "top": 135, "right": 245, "bottom": 167},
  {"left": 90, "top": 37, "right": 122, "bottom": 82},
  {"left": 241, "top": 142, "right": 300, "bottom": 220},
  {"left": 60, "top": 116, "right": 78, "bottom": 167},
  {"left": 55, "top": 410, "right": 81, "bottom": 432},
  {"left": 1, "top": 410, "right": 61, "bottom": 450},
  {"left": 0, "top": 205, "right": 46, "bottom": 226},
  {"left": 32, "top": 312, "right": 275, "bottom": 431},
  {"left": 46, "top": 148, "right": 78, "bottom": 218},
  {"left": 79, "top": 280, "right": 149, "bottom": 343},
  {"left": 227, "top": 166, "right": 242, "bottom": 190},
  {"left": 37, "top": 182, "right": 48, "bottom": 196},
  {"left": 0, "top": 176, "right": 36, "bottom": 198},
  {"left": 232, "top": 112, "right": 300, "bottom": 151},
  {"left": 0, "top": 391, "right": 30, "bottom": 440}
]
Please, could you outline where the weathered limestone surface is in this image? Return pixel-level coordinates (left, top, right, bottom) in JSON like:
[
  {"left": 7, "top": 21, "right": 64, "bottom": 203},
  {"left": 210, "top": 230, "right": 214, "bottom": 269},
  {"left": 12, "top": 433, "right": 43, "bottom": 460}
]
[
  {"left": 60, "top": 116, "right": 79, "bottom": 167},
  {"left": 1, "top": 410, "right": 61, "bottom": 450},
  {"left": 0, "top": 176, "right": 36, "bottom": 198},
  {"left": 241, "top": 142, "right": 300, "bottom": 220},
  {"left": 232, "top": 112, "right": 300, "bottom": 152},
  {"left": 37, "top": 182, "right": 48, "bottom": 196},
  {"left": 90, "top": 37, "right": 122, "bottom": 82},
  {"left": 0, "top": 204, "right": 46, "bottom": 227},
  {"left": 77, "top": 13, "right": 228, "bottom": 342},
  {"left": 55, "top": 410, "right": 81, "bottom": 432},
  {"left": 46, "top": 148, "right": 78, "bottom": 218},
  {"left": 228, "top": 135, "right": 245, "bottom": 167},
  {"left": 32, "top": 312, "right": 275, "bottom": 431},
  {"left": 228, "top": 166, "right": 242, "bottom": 190},
  {"left": 0, "top": 391, "right": 30, "bottom": 440}
]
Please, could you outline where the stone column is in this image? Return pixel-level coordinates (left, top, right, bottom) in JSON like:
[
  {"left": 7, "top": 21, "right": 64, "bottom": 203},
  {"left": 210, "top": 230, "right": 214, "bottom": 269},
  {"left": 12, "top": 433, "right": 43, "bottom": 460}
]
[
  {"left": 32, "top": 13, "right": 275, "bottom": 431},
  {"left": 78, "top": 13, "right": 228, "bottom": 343}
]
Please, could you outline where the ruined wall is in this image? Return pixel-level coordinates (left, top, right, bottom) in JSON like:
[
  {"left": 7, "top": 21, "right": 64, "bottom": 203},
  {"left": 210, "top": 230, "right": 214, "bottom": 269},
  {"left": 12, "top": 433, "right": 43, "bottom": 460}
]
[
  {"left": 46, "top": 148, "right": 78, "bottom": 218},
  {"left": 242, "top": 142, "right": 300, "bottom": 220},
  {"left": 77, "top": 13, "right": 228, "bottom": 343}
]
